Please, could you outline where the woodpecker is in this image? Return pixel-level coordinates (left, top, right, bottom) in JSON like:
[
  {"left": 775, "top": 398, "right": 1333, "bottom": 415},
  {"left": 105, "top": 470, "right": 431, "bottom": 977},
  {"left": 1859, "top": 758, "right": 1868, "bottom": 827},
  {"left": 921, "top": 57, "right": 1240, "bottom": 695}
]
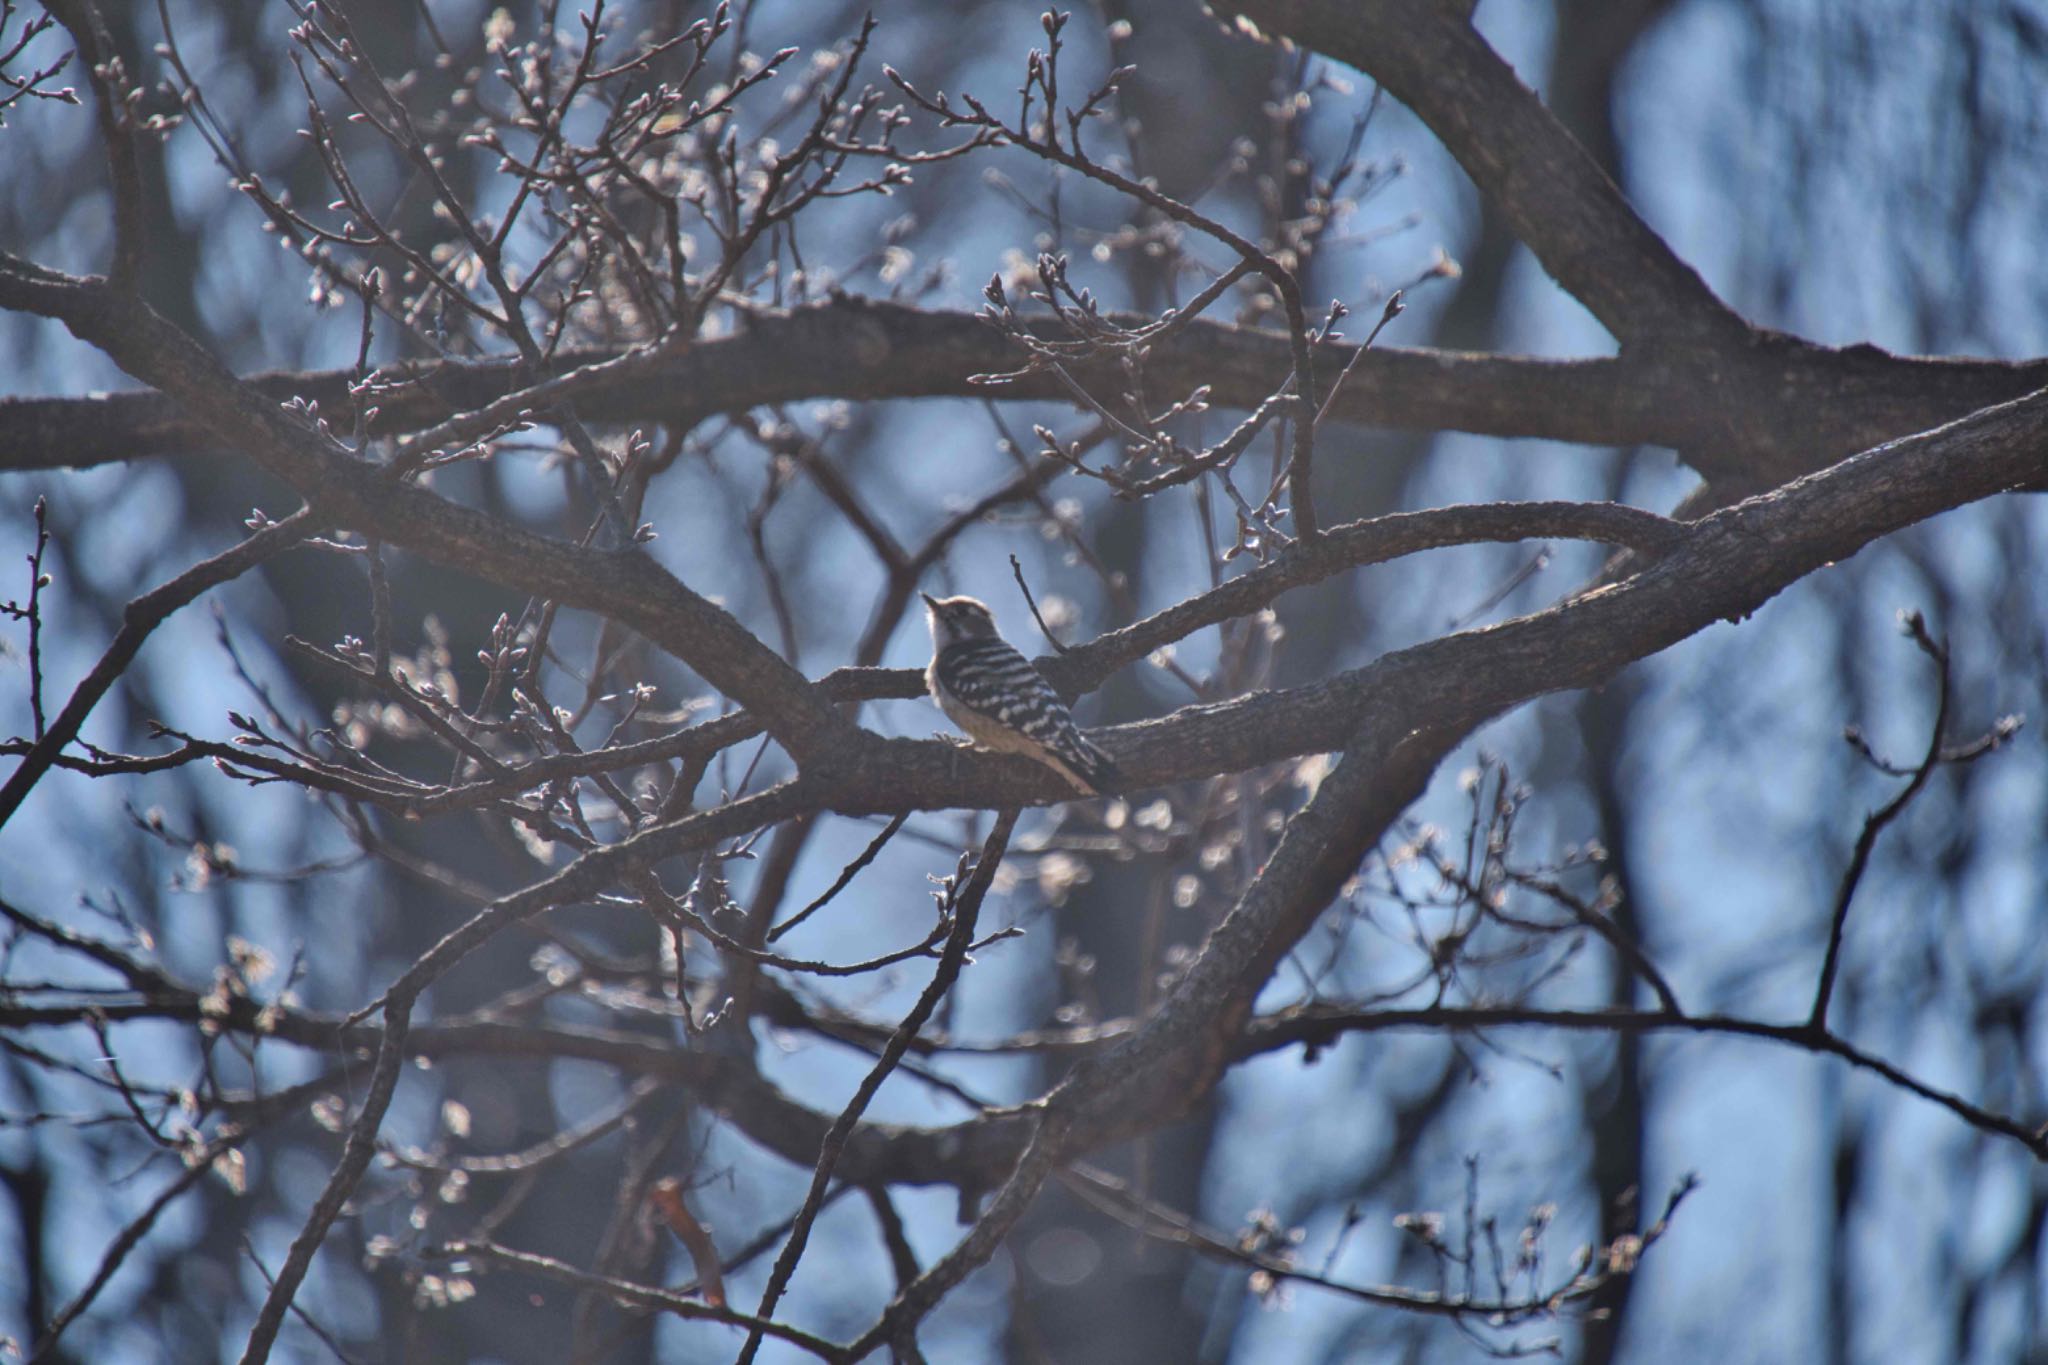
[{"left": 922, "top": 593, "right": 1118, "bottom": 795}]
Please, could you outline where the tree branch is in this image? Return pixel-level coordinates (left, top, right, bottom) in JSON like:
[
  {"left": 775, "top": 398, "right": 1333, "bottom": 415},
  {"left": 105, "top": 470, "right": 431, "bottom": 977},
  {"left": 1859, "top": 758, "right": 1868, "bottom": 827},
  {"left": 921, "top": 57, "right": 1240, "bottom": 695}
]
[
  {"left": 0, "top": 260, "right": 847, "bottom": 763},
  {"left": 740, "top": 810, "right": 1019, "bottom": 1361},
  {"left": 6, "top": 298, "right": 2042, "bottom": 488},
  {"left": 1211, "top": 0, "right": 1740, "bottom": 347}
]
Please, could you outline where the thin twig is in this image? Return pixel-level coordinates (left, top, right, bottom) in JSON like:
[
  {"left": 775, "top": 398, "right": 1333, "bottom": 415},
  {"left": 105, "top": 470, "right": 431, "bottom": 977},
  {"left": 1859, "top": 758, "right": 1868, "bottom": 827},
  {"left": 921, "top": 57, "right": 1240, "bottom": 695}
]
[
  {"left": 1808, "top": 612, "right": 1948, "bottom": 1030},
  {"left": 1008, "top": 554, "right": 1069, "bottom": 655},
  {"left": 238, "top": 991, "right": 416, "bottom": 1364},
  {"left": 0, "top": 510, "right": 319, "bottom": 829},
  {"left": 738, "top": 810, "right": 1020, "bottom": 1362},
  {"left": 438, "top": 1240, "right": 842, "bottom": 1359},
  {"left": 29, "top": 1133, "right": 251, "bottom": 1358},
  {"left": 768, "top": 812, "right": 910, "bottom": 943}
]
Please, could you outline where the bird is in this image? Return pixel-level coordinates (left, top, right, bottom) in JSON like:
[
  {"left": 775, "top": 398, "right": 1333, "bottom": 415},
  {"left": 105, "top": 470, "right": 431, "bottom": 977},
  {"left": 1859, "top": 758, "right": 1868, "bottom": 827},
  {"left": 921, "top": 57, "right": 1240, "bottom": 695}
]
[{"left": 922, "top": 592, "right": 1119, "bottom": 795}]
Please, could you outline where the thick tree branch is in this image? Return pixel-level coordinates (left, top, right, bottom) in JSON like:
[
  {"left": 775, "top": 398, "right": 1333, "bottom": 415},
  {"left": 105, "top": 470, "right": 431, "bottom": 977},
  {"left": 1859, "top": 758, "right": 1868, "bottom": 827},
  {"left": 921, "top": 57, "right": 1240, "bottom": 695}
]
[
  {"left": 6, "top": 298, "right": 2043, "bottom": 488},
  {"left": 1210, "top": 0, "right": 1740, "bottom": 347},
  {"left": 44, "top": 0, "right": 144, "bottom": 289},
  {"left": 247, "top": 382, "right": 2048, "bottom": 1044}
]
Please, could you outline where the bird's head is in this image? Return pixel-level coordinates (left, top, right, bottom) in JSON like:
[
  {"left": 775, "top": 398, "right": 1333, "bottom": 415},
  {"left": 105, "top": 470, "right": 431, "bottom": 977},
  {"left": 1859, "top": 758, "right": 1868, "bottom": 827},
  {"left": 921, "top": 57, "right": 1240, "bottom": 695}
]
[{"left": 922, "top": 593, "right": 1000, "bottom": 648}]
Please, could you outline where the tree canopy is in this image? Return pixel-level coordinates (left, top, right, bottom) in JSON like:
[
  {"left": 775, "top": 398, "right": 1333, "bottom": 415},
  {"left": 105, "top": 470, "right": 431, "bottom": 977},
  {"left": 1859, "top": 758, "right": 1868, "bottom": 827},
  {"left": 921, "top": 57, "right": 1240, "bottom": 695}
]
[{"left": 3, "top": 1, "right": 2046, "bottom": 1361}]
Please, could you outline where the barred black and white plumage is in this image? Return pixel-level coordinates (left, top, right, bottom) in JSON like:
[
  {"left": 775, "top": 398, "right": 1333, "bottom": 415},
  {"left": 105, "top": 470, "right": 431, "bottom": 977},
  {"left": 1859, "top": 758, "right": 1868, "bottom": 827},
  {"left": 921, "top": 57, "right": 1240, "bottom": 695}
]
[{"left": 922, "top": 593, "right": 1119, "bottom": 795}]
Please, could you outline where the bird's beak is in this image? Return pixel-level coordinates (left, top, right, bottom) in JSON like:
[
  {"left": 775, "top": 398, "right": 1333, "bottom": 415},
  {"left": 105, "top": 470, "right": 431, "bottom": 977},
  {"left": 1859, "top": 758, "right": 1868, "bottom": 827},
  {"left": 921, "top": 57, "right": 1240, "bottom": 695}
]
[{"left": 920, "top": 592, "right": 941, "bottom": 611}]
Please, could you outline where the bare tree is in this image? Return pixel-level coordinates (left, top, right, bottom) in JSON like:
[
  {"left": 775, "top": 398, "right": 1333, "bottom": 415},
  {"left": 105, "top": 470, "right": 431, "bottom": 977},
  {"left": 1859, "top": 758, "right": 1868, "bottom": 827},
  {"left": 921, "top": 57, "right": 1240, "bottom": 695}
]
[{"left": 2, "top": 1, "right": 2044, "bottom": 1361}]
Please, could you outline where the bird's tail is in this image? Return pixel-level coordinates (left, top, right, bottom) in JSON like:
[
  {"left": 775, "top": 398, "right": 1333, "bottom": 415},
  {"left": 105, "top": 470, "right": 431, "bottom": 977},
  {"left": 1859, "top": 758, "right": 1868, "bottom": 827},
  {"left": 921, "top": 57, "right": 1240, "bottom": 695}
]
[{"left": 1058, "top": 733, "right": 1120, "bottom": 796}]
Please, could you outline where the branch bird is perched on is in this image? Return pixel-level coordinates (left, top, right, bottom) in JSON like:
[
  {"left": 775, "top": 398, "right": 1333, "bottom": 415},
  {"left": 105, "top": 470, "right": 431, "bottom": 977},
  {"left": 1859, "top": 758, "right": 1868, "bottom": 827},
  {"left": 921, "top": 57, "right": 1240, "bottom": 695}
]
[{"left": 922, "top": 593, "right": 1119, "bottom": 795}]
